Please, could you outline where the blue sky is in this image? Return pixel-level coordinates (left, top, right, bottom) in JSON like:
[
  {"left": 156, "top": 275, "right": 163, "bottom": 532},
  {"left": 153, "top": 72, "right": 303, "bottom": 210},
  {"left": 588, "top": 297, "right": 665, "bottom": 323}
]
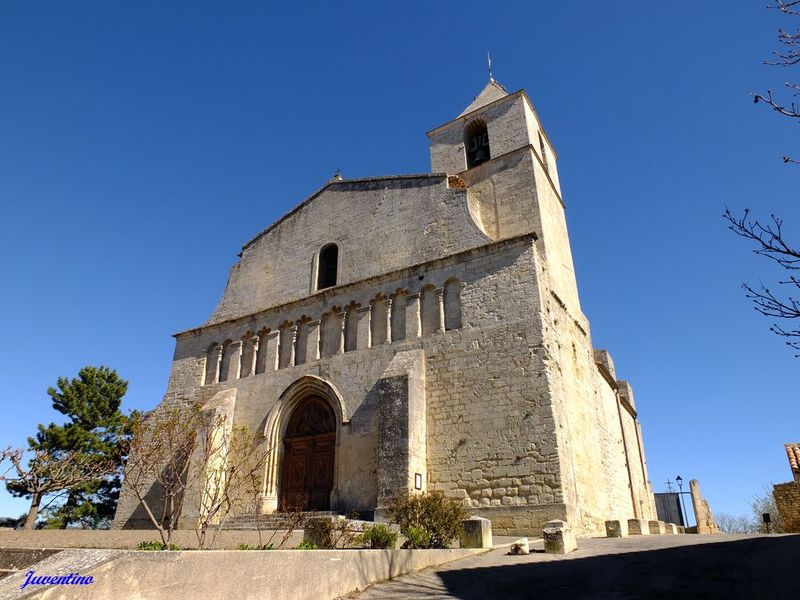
[{"left": 0, "top": 2, "right": 797, "bottom": 521}]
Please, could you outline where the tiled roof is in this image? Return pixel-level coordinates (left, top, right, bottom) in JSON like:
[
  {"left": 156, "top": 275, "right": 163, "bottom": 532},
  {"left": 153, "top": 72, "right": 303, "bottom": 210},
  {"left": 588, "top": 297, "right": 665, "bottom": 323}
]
[{"left": 786, "top": 443, "right": 800, "bottom": 475}]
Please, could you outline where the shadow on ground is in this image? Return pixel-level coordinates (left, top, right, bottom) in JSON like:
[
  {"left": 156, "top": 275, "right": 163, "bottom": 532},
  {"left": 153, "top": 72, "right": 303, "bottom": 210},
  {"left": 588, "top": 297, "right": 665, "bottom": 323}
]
[{"left": 408, "top": 535, "right": 799, "bottom": 600}]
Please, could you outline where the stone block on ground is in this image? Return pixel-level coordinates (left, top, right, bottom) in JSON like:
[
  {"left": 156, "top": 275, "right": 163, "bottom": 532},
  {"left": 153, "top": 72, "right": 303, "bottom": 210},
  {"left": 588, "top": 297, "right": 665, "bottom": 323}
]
[
  {"left": 627, "top": 519, "right": 650, "bottom": 535},
  {"left": 460, "top": 516, "right": 493, "bottom": 549},
  {"left": 678, "top": 526, "right": 685, "bottom": 534},
  {"left": 543, "top": 520, "right": 576, "bottom": 554},
  {"left": 648, "top": 520, "right": 665, "bottom": 535},
  {"left": 509, "top": 538, "right": 529, "bottom": 555},
  {"left": 665, "top": 523, "right": 677, "bottom": 534},
  {"left": 605, "top": 520, "right": 627, "bottom": 537}
]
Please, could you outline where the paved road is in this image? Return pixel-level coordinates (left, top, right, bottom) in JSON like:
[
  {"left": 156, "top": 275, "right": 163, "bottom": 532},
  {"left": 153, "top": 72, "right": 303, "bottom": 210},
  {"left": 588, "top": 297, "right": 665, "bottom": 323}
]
[{"left": 348, "top": 534, "right": 800, "bottom": 600}]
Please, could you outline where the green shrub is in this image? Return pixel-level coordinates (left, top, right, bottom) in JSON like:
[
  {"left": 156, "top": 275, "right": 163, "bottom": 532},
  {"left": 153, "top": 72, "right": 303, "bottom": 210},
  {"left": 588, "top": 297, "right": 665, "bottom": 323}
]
[
  {"left": 402, "top": 525, "right": 431, "bottom": 549},
  {"left": 388, "top": 493, "right": 467, "bottom": 549},
  {"left": 237, "top": 543, "right": 274, "bottom": 550},
  {"left": 297, "top": 540, "right": 318, "bottom": 550},
  {"left": 305, "top": 517, "right": 361, "bottom": 549},
  {"left": 137, "top": 540, "right": 180, "bottom": 551},
  {"left": 358, "top": 524, "right": 399, "bottom": 549}
]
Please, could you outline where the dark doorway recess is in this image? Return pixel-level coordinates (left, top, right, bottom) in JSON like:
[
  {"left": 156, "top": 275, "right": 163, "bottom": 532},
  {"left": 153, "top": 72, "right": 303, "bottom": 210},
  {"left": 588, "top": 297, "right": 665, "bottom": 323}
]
[{"left": 280, "top": 396, "right": 336, "bottom": 511}]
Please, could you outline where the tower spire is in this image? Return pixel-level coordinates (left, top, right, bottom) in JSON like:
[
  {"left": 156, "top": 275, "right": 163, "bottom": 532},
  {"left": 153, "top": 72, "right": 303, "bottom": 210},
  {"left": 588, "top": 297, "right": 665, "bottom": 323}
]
[{"left": 487, "top": 51, "right": 494, "bottom": 82}]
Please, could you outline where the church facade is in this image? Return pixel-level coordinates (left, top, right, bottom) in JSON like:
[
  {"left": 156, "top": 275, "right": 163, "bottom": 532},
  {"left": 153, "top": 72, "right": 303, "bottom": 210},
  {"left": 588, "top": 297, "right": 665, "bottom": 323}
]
[{"left": 114, "top": 79, "right": 657, "bottom": 535}]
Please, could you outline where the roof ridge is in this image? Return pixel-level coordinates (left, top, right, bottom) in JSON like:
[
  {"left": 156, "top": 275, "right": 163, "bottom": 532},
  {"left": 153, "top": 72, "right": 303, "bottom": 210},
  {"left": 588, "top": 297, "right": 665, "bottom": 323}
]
[
  {"left": 458, "top": 79, "right": 510, "bottom": 118},
  {"left": 240, "top": 173, "right": 448, "bottom": 252}
]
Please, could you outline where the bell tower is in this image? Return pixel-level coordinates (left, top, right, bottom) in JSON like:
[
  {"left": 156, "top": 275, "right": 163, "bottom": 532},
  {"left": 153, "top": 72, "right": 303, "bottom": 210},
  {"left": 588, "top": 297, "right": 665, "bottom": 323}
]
[{"left": 427, "top": 79, "right": 580, "bottom": 313}]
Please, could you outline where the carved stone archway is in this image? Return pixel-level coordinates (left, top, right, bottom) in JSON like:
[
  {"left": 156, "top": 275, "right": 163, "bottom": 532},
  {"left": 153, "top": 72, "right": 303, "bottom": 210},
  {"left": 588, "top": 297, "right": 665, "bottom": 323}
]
[{"left": 261, "top": 376, "right": 346, "bottom": 514}]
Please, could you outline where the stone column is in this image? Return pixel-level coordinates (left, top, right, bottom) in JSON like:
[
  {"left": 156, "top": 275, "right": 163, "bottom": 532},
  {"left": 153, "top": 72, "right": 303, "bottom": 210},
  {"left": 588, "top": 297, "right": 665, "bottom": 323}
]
[
  {"left": 264, "top": 330, "right": 280, "bottom": 372},
  {"left": 435, "top": 288, "right": 446, "bottom": 333},
  {"left": 250, "top": 335, "right": 260, "bottom": 376},
  {"left": 337, "top": 312, "right": 347, "bottom": 353},
  {"left": 213, "top": 344, "right": 224, "bottom": 384},
  {"left": 690, "top": 479, "right": 719, "bottom": 534},
  {"left": 405, "top": 293, "right": 421, "bottom": 339},
  {"left": 384, "top": 298, "right": 393, "bottom": 344},
  {"left": 305, "top": 320, "right": 321, "bottom": 363},
  {"left": 289, "top": 325, "right": 298, "bottom": 367}
]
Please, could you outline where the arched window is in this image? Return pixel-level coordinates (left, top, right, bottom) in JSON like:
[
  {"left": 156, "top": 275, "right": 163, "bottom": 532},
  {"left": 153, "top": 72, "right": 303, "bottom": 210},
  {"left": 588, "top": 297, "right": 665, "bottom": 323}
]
[
  {"left": 465, "top": 119, "right": 490, "bottom": 169},
  {"left": 444, "top": 278, "right": 462, "bottom": 330},
  {"left": 218, "top": 339, "right": 233, "bottom": 382},
  {"left": 420, "top": 285, "right": 439, "bottom": 336},
  {"left": 391, "top": 290, "right": 406, "bottom": 342},
  {"left": 317, "top": 244, "right": 338, "bottom": 290},
  {"left": 204, "top": 343, "right": 219, "bottom": 385},
  {"left": 254, "top": 328, "right": 270, "bottom": 374},
  {"left": 240, "top": 332, "right": 255, "bottom": 378}
]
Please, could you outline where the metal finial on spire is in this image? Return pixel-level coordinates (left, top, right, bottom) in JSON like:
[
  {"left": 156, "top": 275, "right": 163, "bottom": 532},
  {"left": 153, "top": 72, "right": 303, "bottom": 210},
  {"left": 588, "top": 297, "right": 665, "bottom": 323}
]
[{"left": 487, "top": 51, "right": 494, "bottom": 82}]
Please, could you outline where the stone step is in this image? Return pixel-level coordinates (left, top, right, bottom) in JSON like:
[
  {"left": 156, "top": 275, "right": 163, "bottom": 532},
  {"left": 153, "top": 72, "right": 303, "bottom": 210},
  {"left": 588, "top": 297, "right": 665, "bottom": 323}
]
[{"left": 222, "top": 512, "right": 339, "bottom": 530}]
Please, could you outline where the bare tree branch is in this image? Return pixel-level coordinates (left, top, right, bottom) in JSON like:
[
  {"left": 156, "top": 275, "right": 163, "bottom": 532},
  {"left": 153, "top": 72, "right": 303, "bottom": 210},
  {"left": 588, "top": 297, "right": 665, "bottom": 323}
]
[
  {"left": 755, "top": 2, "right": 800, "bottom": 161},
  {"left": 775, "top": 0, "right": 800, "bottom": 16},
  {"left": 0, "top": 447, "right": 114, "bottom": 529},
  {"left": 725, "top": 208, "right": 800, "bottom": 354}
]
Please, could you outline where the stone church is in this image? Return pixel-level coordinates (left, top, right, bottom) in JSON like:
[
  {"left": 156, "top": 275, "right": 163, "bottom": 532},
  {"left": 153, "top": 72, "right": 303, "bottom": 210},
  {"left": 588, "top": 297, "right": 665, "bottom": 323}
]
[{"left": 114, "top": 78, "right": 657, "bottom": 535}]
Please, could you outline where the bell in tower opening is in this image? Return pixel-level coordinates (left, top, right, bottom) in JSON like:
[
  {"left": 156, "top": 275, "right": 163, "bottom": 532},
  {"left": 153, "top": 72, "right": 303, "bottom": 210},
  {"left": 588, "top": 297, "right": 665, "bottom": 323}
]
[{"left": 465, "top": 119, "right": 490, "bottom": 169}]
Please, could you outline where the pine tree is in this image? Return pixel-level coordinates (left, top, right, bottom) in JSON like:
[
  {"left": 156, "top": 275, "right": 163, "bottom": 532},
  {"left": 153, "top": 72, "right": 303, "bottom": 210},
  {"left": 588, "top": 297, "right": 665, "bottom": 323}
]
[{"left": 20, "top": 366, "right": 132, "bottom": 528}]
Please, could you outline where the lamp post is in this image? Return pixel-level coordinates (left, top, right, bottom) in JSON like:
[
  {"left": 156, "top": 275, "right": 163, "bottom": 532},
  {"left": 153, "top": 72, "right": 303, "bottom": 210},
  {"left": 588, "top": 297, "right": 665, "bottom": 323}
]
[{"left": 676, "top": 475, "right": 690, "bottom": 527}]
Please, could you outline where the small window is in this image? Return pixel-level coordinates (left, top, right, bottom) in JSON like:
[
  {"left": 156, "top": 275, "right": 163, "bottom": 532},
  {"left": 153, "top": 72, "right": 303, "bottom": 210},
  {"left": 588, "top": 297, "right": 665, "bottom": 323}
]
[
  {"left": 465, "top": 119, "right": 490, "bottom": 169},
  {"left": 317, "top": 243, "right": 338, "bottom": 290}
]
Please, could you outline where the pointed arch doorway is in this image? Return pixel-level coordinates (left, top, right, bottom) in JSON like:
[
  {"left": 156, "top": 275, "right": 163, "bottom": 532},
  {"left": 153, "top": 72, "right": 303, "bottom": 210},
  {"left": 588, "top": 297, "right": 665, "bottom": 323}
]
[{"left": 279, "top": 396, "right": 336, "bottom": 511}]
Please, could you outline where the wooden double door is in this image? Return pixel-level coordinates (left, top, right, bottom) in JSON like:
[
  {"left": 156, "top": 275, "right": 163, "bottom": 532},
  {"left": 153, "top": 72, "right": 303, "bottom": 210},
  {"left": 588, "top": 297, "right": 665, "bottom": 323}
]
[{"left": 279, "top": 397, "right": 336, "bottom": 512}]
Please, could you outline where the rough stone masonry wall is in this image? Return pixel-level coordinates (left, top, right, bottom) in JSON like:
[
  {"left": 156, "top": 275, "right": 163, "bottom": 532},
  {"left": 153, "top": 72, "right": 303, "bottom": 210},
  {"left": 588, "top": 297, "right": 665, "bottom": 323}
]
[
  {"left": 114, "top": 237, "right": 549, "bottom": 530},
  {"left": 208, "top": 175, "right": 493, "bottom": 325},
  {"left": 430, "top": 92, "right": 579, "bottom": 315},
  {"left": 774, "top": 482, "right": 800, "bottom": 533},
  {"left": 537, "top": 259, "right": 638, "bottom": 535},
  {"left": 424, "top": 240, "right": 570, "bottom": 535},
  {"left": 618, "top": 401, "right": 651, "bottom": 520},
  {"left": 616, "top": 382, "right": 657, "bottom": 521}
]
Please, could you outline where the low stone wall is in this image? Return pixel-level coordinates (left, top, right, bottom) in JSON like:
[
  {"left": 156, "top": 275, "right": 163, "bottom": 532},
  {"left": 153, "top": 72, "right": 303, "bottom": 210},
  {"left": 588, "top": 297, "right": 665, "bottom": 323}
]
[
  {"left": 0, "top": 547, "right": 485, "bottom": 600},
  {"left": 0, "top": 549, "right": 62, "bottom": 572},
  {"left": 466, "top": 504, "right": 568, "bottom": 536},
  {"left": 0, "top": 529, "right": 304, "bottom": 550},
  {"left": 774, "top": 482, "right": 800, "bottom": 533}
]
